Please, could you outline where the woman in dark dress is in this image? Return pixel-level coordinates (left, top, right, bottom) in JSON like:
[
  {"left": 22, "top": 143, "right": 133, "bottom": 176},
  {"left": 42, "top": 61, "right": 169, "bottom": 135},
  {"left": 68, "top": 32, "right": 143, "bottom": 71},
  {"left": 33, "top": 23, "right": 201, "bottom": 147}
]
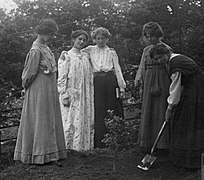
[{"left": 150, "top": 43, "right": 204, "bottom": 169}]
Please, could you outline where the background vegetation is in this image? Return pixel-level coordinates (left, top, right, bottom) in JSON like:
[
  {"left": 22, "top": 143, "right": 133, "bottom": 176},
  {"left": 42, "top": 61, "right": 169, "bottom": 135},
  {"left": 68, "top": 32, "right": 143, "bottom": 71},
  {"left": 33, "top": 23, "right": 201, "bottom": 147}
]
[
  {"left": 0, "top": 0, "right": 204, "bottom": 88},
  {"left": 0, "top": 1, "right": 203, "bottom": 178}
]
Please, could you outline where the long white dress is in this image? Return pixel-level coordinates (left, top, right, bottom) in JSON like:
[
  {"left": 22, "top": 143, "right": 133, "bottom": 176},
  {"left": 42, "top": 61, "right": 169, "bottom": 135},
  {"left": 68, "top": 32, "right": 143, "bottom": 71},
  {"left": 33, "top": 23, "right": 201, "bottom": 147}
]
[{"left": 58, "top": 47, "right": 94, "bottom": 152}]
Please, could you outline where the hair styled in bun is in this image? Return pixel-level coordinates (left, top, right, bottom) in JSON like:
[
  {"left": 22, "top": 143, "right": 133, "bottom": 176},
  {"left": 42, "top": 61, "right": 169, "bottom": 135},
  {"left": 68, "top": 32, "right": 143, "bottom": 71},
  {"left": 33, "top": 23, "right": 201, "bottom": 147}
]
[
  {"left": 142, "top": 21, "right": 163, "bottom": 38},
  {"left": 91, "top": 27, "right": 111, "bottom": 40},
  {"left": 71, "top": 30, "right": 89, "bottom": 42},
  {"left": 35, "top": 19, "right": 58, "bottom": 35}
]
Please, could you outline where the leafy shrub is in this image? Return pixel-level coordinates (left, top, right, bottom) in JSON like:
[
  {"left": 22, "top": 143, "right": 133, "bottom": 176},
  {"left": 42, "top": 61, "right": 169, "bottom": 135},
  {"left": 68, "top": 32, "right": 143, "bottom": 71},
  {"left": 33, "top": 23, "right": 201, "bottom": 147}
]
[
  {"left": 102, "top": 110, "right": 139, "bottom": 170},
  {"left": 102, "top": 110, "right": 138, "bottom": 151}
]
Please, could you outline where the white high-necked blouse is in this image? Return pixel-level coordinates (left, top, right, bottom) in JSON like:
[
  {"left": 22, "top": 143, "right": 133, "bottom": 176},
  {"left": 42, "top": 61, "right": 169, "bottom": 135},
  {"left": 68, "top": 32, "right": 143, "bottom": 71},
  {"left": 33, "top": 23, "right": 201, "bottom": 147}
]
[{"left": 84, "top": 45, "right": 126, "bottom": 90}]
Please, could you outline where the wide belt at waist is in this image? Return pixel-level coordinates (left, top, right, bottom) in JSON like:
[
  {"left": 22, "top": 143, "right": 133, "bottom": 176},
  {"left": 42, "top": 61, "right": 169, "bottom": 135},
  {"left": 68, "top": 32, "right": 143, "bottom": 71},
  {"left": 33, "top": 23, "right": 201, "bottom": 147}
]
[{"left": 94, "top": 70, "right": 114, "bottom": 77}]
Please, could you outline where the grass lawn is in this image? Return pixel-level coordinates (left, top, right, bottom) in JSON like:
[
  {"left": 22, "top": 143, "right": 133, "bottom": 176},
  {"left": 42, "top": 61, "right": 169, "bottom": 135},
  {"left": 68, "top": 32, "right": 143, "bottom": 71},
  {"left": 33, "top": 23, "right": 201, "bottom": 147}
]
[{"left": 0, "top": 145, "right": 201, "bottom": 180}]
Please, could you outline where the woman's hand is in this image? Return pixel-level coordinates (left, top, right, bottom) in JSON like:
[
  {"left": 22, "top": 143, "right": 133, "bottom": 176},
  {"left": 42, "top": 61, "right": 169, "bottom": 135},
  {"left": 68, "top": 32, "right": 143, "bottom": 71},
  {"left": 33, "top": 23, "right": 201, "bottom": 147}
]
[
  {"left": 21, "top": 89, "right": 26, "bottom": 97},
  {"left": 62, "top": 97, "right": 71, "bottom": 107},
  {"left": 120, "top": 88, "right": 125, "bottom": 99}
]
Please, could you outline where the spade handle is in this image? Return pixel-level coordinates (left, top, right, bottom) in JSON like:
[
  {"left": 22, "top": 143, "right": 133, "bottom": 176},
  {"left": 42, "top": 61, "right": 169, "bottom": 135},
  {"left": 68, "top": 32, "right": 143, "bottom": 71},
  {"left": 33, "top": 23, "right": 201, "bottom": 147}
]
[{"left": 150, "top": 119, "right": 168, "bottom": 154}]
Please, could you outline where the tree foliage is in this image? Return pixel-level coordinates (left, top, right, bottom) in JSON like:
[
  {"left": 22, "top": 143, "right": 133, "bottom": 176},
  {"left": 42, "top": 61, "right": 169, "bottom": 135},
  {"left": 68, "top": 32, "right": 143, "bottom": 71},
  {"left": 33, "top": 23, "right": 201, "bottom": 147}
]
[{"left": 0, "top": 0, "right": 204, "bottom": 87}]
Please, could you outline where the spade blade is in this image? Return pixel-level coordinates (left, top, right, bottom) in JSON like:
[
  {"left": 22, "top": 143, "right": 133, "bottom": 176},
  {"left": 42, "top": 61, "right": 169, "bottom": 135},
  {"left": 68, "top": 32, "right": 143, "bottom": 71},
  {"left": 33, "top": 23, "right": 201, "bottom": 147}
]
[{"left": 137, "top": 154, "right": 157, "bottom": 171}]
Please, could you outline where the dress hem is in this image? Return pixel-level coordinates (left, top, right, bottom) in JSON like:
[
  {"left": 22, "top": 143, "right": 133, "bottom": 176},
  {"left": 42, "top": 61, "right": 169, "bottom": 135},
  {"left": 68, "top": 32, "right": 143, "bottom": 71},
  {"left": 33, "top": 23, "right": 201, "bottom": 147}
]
[{"left": 14, "top": 149, "right": 67, "bottom": 164}]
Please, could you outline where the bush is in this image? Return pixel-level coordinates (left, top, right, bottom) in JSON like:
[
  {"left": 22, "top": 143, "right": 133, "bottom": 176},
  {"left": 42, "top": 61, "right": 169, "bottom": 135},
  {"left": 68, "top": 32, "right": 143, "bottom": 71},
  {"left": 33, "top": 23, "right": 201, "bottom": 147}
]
[{"left": 102, "top": 110, "right": 138, "bottom": 170}]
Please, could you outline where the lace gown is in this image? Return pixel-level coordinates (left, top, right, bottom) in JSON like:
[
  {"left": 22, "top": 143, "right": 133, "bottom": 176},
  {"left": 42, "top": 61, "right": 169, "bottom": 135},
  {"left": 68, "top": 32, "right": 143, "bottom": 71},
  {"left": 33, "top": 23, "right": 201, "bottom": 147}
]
[{"left": 58, "top": 48, "right": 94, "bottom": 152}]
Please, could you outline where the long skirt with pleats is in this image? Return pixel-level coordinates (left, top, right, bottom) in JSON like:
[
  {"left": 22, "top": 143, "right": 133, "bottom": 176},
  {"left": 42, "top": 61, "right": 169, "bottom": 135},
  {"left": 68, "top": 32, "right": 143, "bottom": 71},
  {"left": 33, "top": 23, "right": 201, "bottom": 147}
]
[{"left": 14, "top": 72, "right": 67, "bottom": 164}]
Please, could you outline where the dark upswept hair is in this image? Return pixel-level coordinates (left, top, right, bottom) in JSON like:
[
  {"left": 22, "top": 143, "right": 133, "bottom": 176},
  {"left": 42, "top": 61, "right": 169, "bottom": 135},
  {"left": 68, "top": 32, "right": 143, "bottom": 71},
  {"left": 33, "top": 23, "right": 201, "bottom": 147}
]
[
  {"left": 35, "top": 19, "right": 58, "bottom": 35},
  {"left": 149, "top": 43, "right": 172, "bottom": 58},
  {"left": 91, "top": 27, "right": 111, "bottom": 39},
  {"left": 71, "top": 30, "right": 89, "bottom": 42},
  {"left": 142, "top": 21, "right": 164, "bottom": 38}
]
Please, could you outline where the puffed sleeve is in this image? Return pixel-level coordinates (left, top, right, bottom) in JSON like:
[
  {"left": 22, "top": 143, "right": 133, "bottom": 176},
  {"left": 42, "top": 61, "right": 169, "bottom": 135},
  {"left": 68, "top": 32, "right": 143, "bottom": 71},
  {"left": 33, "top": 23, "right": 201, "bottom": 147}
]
[
  {"left": 167, "top": 71, "right": 182, "bottom": 109},
  {"left": 134, "top": 48, "right": 146, "bottom": 86},
  {"left": 22, "top": 49, "right": 41, "bottom": 89},
  {"left": 111, "top": 50, "right": 126, "bottom": 90},
  {"left": 81, "top": 46, "right": 91, "bottom": 60},
  {"left": 82, "top": 46, "right": 92, "bottom": 66},
  {"left": 57, "top": 51, "right": 70, "bottom": 101}
]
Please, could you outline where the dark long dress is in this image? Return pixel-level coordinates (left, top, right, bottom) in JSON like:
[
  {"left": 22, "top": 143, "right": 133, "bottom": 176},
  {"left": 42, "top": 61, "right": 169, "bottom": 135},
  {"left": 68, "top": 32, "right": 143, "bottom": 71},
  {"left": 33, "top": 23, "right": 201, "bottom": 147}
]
[{"left": 168, "top": 55, "right": 204, "bottom": 168}]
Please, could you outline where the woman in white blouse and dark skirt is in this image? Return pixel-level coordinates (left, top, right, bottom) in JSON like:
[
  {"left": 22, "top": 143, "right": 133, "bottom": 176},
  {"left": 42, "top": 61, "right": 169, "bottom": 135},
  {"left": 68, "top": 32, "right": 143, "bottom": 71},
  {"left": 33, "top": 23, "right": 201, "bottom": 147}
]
[
  {"left": 84, "top": 27, "right": 126, "bottom": 148},
  {"left": 150, "top": 43, "right": 204, "bottom": 169}
]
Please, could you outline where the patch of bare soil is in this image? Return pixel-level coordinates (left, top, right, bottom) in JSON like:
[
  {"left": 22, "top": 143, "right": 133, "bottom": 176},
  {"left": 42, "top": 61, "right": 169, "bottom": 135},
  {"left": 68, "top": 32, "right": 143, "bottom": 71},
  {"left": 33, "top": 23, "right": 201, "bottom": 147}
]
[{"left": 0, "top": 145, "right": 201, "bottom": 180}]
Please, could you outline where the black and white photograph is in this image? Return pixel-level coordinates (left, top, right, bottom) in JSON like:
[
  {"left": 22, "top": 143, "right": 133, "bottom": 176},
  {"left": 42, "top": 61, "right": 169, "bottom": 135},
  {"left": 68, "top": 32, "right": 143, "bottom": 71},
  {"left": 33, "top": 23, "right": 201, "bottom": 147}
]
[{"left": 0, "top": 0, "right": 203, "bottom": 179}]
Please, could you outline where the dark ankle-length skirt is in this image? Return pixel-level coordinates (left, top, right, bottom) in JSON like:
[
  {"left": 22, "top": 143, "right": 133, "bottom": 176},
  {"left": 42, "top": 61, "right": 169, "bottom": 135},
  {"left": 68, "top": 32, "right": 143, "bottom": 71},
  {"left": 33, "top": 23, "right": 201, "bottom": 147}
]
[
  {"left": 169, "top": 73, "right": 204, "bottom": 169},
  {"left": 94, "top": 71, "right": 124, "bottom": 148}
]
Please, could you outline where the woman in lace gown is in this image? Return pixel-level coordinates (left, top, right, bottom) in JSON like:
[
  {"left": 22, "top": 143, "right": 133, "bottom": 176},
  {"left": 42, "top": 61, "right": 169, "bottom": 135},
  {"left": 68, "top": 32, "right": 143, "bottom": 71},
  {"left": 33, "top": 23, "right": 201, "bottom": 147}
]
[
  {"left": 14, "top": 19, "right": 67, "bottom": 165},
  {"left": 58, "top": 30, "right": 94, "bottom": 152}
]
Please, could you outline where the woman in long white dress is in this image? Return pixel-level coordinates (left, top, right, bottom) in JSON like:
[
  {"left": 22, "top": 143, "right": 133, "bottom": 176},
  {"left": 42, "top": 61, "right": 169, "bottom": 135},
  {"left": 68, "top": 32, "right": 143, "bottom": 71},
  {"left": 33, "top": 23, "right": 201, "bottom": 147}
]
[{"left": 58, "top": 30, "right": 94, "bottom": 152}]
